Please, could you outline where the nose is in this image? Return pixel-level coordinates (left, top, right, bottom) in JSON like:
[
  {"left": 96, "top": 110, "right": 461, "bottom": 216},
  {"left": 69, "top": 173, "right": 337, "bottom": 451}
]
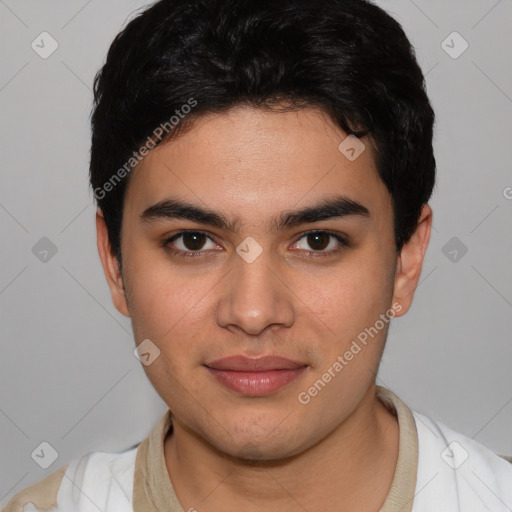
[{"left": 216, "top": 247, "right": 295, "bottom": 336}]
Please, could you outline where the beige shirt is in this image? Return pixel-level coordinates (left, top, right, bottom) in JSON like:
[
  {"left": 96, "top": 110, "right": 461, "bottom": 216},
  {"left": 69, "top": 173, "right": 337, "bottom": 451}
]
[{"left": 2, "top": 386, "right": 419, "bottom": 511}]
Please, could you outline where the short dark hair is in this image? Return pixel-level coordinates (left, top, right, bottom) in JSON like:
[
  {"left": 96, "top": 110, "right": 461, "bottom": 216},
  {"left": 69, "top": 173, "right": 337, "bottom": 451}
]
[{"left": 90, "top": 0, "right": 436, "bottom": 264}]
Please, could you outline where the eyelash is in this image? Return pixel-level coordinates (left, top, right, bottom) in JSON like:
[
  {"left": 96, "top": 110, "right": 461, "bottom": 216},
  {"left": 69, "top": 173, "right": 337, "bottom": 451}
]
[{"left": 162, "top": 230, "right": 350, "bottom": 259}]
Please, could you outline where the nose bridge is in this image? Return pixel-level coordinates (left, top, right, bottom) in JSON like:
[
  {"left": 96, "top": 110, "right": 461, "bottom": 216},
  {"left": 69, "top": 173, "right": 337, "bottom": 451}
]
[
  {"left": 235, "top": 249, "right": 273, "bottom": 296},
  {"left": 216, "top": 243, "right": 295, "bottom": 335}
]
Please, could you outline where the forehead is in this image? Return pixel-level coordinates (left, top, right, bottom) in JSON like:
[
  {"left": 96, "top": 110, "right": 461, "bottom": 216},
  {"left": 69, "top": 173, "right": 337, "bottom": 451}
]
[{"left": 123, "top": 105, "right": 389, "bottom": 223}]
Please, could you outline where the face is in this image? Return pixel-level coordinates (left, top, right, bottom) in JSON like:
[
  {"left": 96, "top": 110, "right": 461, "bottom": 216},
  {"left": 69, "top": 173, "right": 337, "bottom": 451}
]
[{"left": 97, "top": 105, "right": 431, "bottom": 460}]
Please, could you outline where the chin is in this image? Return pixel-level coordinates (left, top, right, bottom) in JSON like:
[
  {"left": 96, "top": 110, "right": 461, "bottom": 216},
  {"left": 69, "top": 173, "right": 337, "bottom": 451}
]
[{"left": 207, "top": 414, "right": 306, "bottom": 462}]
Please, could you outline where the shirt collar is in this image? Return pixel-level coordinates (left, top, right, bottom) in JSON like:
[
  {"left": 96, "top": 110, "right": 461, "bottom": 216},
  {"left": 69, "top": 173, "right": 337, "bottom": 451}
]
[{"left": 133, "top": 386, "right": 418, "bottom": 512}]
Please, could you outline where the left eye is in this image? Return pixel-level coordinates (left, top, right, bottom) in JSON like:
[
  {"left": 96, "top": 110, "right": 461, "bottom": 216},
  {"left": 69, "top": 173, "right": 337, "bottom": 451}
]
[{"left": 292, "top": 231, "right": 347, "bottom": 252}]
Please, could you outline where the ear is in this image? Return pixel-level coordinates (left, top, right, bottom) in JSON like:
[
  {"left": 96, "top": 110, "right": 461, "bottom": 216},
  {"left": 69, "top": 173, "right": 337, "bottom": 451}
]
[
  {"left": 96, "top": 209, "right": 130, "bottom": 317},
  {"left": 392, "top": 204, "right": 432, "bottom": 316}
]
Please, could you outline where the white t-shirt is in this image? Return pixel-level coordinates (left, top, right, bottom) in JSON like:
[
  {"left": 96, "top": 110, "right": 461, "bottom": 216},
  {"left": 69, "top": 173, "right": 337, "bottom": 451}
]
[{"left": 2, "top": 386, "right": 511, "bottom": 512}]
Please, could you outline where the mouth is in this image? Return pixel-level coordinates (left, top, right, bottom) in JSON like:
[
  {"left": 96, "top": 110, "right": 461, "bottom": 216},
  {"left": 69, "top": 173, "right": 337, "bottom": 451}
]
[{"left": 204, "top": 355, "right": 309, "bottom": 396}]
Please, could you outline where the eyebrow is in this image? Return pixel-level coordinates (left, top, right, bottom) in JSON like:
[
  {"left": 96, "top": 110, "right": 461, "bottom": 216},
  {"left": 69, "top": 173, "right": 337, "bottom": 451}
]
[{"left": 140, "top": 195, "right": 370, "bottom": 232}]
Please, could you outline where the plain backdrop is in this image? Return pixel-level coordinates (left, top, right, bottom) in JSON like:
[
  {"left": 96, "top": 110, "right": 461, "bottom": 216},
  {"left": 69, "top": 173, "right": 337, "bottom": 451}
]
[{"left": 1, "top": 0, "right": 511, "bottom": 503}]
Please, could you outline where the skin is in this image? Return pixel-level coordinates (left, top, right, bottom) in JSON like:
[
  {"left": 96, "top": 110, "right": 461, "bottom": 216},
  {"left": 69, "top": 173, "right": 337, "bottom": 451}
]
[{"left": 97, "top": 105, "right": 432, "bottom": 512}]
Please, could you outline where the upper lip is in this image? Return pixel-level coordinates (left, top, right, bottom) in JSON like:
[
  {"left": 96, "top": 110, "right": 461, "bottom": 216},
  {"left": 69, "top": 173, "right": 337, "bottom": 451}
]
[{"left": 204, "top": 355, "right": 308, "bottom": 372}]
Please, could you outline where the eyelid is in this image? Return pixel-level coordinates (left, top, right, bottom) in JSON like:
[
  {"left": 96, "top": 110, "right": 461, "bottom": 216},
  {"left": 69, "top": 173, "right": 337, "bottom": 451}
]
[
  {"left": 164, "top": 229, "right": 221, "bottom": 250},
  {"left": 291, "top": 229, "right": 350, "bottom": 253}
]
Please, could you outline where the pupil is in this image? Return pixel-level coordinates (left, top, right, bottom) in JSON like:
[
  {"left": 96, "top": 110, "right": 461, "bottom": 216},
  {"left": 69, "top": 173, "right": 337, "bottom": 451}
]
[
  {"left": 183, "top": 232, "right": 205, "bottom": 250},
  {"left": 308, "top": 233, "right": 328, "bottom": 251}
]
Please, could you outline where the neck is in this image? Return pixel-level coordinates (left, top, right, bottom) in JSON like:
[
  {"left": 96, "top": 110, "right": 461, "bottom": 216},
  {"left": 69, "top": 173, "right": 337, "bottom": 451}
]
[{"left": 164, "top": 385, "right": 399, "bottom": 512}]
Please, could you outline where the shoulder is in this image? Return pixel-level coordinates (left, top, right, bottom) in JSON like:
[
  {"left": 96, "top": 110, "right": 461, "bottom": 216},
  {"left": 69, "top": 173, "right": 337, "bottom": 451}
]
[
  {"left": 0, "top": 463, "right": 68, "bottom": 512},
  {"left": 1, "top": 445, "right": 139, "bottom": 512},
  {"left": 411, "top": 410, "right": 512, "bottom": 511}
]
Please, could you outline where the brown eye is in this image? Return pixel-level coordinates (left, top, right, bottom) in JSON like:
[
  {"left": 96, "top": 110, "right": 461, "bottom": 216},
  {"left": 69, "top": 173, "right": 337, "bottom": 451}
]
[
  {"left": 181, "top": 232, "right": 207, "bottom": 250},
  {"left": 292, "top": 230, "right": 349, "bottom": 255},
  {"left": 306, "top": 232, "right": 330, "bottom": 251},
  {"left": 165, "top": 231, "right": 219, "bottom": 255}
]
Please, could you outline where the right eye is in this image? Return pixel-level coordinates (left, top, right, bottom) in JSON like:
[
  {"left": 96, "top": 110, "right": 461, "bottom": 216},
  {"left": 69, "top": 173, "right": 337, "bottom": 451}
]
[{"left": 163, "top": 230, "right": 221, "bottom": 258}]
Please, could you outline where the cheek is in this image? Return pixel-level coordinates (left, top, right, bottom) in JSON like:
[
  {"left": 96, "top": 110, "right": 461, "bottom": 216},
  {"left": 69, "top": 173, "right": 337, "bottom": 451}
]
[
  {"left": 123, "top": 248, "right": 217, "bottom": 346},
  {"left": 300, "top": 254, "right": 395, "bottom": 343},
  {"left": 124, "top": 258, "right": 214, "bottom": 405}
]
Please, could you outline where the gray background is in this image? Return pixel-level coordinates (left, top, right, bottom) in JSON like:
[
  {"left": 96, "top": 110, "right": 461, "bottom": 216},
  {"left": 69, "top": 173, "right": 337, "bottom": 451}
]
[{"left": 1, "top": 0, "right": 511, "bottom": 503}]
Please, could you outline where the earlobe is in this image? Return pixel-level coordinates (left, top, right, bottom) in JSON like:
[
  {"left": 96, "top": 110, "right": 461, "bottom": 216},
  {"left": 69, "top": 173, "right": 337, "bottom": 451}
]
[
  {"left": 96, "top": 210, "right": 130, "bottom": 317},
  {"left": 392, "top": 204, "right": 432, "bottom": 316}
]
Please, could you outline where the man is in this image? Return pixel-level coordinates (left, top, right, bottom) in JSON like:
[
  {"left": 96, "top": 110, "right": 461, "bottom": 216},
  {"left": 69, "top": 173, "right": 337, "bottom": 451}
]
[{"left": 2, "top": 0, "right": 511, "bottom": 511}]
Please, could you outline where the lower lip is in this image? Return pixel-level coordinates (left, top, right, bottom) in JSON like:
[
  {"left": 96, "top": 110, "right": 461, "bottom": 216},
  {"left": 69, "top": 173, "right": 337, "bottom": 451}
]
[{"left": 205, "top": 367, "right": 308, "bottom": 396}]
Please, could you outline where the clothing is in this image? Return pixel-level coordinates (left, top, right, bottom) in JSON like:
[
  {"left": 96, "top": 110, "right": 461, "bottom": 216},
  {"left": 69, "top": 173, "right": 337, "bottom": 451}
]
[{"left": 2, "top": 386, "right": 511, "bottom": 511}]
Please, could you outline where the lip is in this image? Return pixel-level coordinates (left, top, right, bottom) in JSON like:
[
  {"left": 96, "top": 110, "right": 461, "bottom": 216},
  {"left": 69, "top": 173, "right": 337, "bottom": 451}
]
[
  {"left": 205, "top": 355, "right": 307, "bottom": 371},
  {"left": 204, "top": 355, "right": 308, "bottom": 396}
]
